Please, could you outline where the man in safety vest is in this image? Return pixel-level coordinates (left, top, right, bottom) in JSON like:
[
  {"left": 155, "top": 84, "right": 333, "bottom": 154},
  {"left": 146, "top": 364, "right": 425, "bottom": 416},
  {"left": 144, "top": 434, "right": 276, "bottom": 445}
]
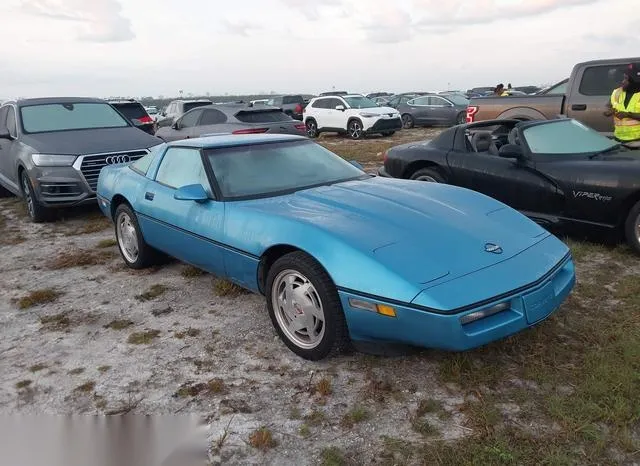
[{"left": 608, "top": 63, "right": 640, "bottom": 147}]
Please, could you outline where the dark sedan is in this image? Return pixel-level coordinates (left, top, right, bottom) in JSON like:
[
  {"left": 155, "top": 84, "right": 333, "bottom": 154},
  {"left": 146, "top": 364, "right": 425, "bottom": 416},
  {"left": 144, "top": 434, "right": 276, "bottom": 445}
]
[
  {"left": 155, "top": 103, "right": 307, "bottom": 142},
  {"left": 393, "top": 93, "right": 469, "bottom": 129},
  {"left": 378, "top": 118, "right": 640, "bottom": 253}
]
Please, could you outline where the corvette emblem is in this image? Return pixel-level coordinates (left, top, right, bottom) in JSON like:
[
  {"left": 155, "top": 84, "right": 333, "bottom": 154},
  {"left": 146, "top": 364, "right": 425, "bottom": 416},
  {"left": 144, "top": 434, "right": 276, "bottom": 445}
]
[{"left": 485, "top": 243, "right": 503, "bottom": 254}]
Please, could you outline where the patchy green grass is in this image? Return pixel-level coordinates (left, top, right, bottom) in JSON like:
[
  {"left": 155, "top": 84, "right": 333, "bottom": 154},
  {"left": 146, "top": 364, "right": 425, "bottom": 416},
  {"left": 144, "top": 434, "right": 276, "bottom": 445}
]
[
  {"left": 39, "top": 313, "right": 71, "bottom": 331},
  {"left": 304, "top": 409, "right": 326, "bottom": 427},
  {"left": 96, "top": 238, "right": 117, "bottom": 248},
  {"left": 97, "top": 365, "right": 111, "bottom": 373},
  {"left": 180, "top": 265, "right": 206, "bottom": 277},
  {"left": 248, "top": 427, "right": 277, "bottom": 451},
  {"left": 173, "top": 378, "right": 228, "bottom": 398},
  {"left": 340, "top": 406, "right": 370, "bottom": 429},
  {"left": 104, "top": 319, "right": 134, "bottom": 330},
  {"left": 74, "top": 381, "right": 96, "bottom": 394},
  {"left": 68, "top": 368, "right": 85, "bottom": 375},
  {"left": 320, "top": 446, "right": 347, "bottom": 466},
  {"left": 298, "top": 424, "right": 311, "bottom": 438},
  {"left": 174, "top": 327, "right": 201, "bottom": 339},
  {"left": 15, "top": 380, "right": 32, "bottom": 389},
  {"left": 427, "top": 243, "right": 640, "bottom": 464},
  {"left": 127, "top": 330, "right": 161, "bottom": 345},
  {"left": 315, "top": 377, "right": 333, "bottom": 397},
  {"left": 135, "top": 284, "right": 168, "bottom": 301},
  {"left": 213, "top": 278, "right": 245, "bottom": 297},
  {"left": 17, "top": 288, "right": 62, "bottom": 309},
  {"left": 46, "top": 249, "right": 114, "bottom": 270},
  {"left": 29, "top": 363, "right": 48, "bottom": 373}
]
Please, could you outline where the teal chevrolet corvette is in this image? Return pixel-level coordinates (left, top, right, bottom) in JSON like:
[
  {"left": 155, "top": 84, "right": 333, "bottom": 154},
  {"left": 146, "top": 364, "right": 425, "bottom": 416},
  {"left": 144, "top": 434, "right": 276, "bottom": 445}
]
[{"left": 97, "top": 134, "right": 575, "bottom": 360}]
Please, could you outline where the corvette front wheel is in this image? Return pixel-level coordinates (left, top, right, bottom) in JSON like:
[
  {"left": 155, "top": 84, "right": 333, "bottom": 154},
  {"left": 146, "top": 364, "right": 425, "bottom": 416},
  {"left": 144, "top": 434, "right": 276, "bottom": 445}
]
[
  {"left": 266, "top": 251, "right": 350, "bottom": 360},
  {"left": 624, "top": 200, "right": 640, "bottom": 255},
  {"left": 114, "top": 204, "right": 160, "bottom": 269}
]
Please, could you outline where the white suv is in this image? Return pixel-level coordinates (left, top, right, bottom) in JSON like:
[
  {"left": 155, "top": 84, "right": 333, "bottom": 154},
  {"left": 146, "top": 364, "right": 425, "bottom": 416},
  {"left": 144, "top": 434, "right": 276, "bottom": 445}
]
[{"left": 303, "top": 94, "right": 402, "bottom": 139}]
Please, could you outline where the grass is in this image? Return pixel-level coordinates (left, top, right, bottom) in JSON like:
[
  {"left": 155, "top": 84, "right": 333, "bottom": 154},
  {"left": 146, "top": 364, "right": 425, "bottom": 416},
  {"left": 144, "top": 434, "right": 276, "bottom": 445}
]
[
  {"left": 74, "top": 381, "right": 96, "bottom": 394},
  {"left": 213, "top": 278, "right": 245, "bottom": 297},
  {"left": 425, "top": 241, "right": 640, "bottom": 464},
  {"left": 46, "top": 249, "right": 114, "bottom": 270},
  {"left": 68, "top": 368, "right": 85, "bottom": 375},
  {"left": 135, "top": 284, "right": 168, "bottom": 301},
  {"left": 104, "top": 319, "right": 134, "bottom": 330},
  {"left": 15, "top": 380, "right": 32, "bottom": 389},
  {"left": 97, "top": 365, "right": 111, "bottom": 373},
  {"left": 29, "top": 363, "right": 47, "bottom": 373},
  {"left": 39, "top": 313, "right": 71, "bottom": 331},
  {"left": 174, "top": 327, "right": 201, "bottom": 339},
  {"left": 320, "top": 447, "right": 347, "bottom": 466},
  {"left": 340, "top": 406, "right": 370, "bottom": 429},
  {"left": 315, "top": 377, "right": 333, "bottom": 397},
  {"left": 17, "top": 288, "right": 62, "bottom": 309},
  {"left": 181, "top": 265, "right": 206, "bottom": 277},
  {"left": 174, "top": 378, "right": 228, "bottom": 398},
  {"left": 127, "top": 330, "right": 161, "bottom": 345},
  {"left": 96, "top": 238, "right": 117, "bottom": 248},
  {"left": 248, "top": 427, "right": 277, "bottom": 451},
  {"left": 298, "top": 424, "right": 311, "bottom": 438}
]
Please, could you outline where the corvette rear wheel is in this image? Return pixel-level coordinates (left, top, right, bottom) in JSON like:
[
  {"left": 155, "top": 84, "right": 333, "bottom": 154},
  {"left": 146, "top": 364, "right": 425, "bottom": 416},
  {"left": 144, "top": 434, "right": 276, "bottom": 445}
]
[
  {"left": 410, "top": 168, "right": 445, "bottom": 183},
  {"left": 266, "top": 251, "right": 350, "bottom": 360},
  {"left": 624, "top": 200, "right": 640, "bottom": 255},
  {"left": 114, "top": 204, "right": 159, "bottom": 269}
]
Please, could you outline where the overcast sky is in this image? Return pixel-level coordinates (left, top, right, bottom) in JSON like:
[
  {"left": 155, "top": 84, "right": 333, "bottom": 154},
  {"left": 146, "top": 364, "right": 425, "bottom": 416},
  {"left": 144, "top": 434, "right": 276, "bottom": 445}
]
[{"left": 1, "top": 0, "right": 639, "bottom": 98}]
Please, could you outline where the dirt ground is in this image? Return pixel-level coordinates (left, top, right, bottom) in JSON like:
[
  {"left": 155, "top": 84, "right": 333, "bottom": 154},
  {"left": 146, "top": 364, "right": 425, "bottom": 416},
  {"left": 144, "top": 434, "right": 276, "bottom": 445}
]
[{"left": 0, "top": 128, "right": 638, "bottom": 466}]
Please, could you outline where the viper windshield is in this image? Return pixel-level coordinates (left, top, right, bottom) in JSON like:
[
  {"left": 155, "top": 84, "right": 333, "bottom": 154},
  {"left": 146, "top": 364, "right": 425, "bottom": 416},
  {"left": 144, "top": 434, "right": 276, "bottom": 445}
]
[
  {"left": 21, "top": 103, "right": 130, "bottom": 134},
  {"left": 207, "top": 140, "right": 368, "bottom": 199},
  {"left": 522, "top": 119, "right": 618, "bottom": 155}
]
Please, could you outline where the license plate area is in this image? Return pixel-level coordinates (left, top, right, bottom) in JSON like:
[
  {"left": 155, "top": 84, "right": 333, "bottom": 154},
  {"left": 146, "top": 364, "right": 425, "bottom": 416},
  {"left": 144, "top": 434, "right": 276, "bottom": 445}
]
[{"left": 523, "top": 280, "right": 556, "bottom": 324}]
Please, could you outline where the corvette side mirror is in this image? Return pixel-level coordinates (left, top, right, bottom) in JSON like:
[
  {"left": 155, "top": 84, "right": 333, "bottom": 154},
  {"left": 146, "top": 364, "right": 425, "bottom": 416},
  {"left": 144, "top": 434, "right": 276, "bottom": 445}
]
[
  {"left": 498, "top": 144, "right": 524, "bottom": 160},
  {"left": 174, "top": 184, "right": 209, "bottom": 203}
]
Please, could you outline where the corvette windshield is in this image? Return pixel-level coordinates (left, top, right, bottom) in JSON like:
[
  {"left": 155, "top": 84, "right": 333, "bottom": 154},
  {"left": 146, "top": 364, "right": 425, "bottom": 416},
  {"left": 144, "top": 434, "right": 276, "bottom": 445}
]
[
  {"left": 207, "top": 140, "right": 367, "bottom": 198},
  {"left": 343, "top": 96, "right": 379, "bottom": 109},
  {"left": 522, "top": 119, "right": 618, "bottom": 155}
]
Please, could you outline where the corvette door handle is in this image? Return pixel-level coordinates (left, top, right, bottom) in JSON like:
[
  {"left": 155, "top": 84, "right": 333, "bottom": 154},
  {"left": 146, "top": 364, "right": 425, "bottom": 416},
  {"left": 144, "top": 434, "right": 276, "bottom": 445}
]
[
  {"left": 145, "top": 192, "right": 155, "bottom": 201},
  {"left": 571, "top": 104, "right": 587, "bottom": 111}
]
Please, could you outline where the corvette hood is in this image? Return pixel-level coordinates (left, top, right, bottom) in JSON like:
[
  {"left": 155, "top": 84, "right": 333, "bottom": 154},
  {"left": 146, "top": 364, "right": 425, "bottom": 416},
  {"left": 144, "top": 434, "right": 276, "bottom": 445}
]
[{"left": 245, "top": 177, "right": 548, "bottom": 285}]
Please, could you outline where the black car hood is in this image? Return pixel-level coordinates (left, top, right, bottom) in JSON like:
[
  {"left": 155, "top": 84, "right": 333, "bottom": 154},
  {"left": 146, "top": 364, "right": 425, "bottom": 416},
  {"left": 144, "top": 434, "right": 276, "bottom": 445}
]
[{"left": 20, "top": 127, "right": 161, "bottom": 155}]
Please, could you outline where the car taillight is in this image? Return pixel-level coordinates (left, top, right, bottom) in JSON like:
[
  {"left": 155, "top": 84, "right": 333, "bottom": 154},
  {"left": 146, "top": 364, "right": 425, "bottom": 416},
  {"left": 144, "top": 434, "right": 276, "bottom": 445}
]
[
  {"left": 294, "top": 124, "right": 306, "bottom": 131},
  {"left": 466, "top": 106, "right": 478, "bottom": 123},
  {"left": 232, "top": 128, "right": 269, "bottom": 134},
  {"left": 383, "top": 151, "right": 388, "bottom": 162},
  {"left": 295, "top": 104, "right": 303, "bottom": 113},
  {"left": 137, "top": 116, "right": 154, "bottom": 124}
]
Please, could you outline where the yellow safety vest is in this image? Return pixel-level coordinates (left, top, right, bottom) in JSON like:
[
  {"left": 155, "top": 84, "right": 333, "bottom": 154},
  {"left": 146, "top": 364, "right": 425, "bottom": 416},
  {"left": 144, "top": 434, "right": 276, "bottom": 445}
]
[{"left": 611, "top": 87, "right": 640, "bottom": 141}]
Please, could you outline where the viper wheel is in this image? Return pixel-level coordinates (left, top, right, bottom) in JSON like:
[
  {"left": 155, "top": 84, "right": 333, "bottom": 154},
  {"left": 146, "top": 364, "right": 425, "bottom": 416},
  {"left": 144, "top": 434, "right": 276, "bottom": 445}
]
[
  {"left": 624, "top": 200, "right": 640, "bottom": 255},
  {"left": 409, "top": 167, "right": 445, "bottom": 183}
]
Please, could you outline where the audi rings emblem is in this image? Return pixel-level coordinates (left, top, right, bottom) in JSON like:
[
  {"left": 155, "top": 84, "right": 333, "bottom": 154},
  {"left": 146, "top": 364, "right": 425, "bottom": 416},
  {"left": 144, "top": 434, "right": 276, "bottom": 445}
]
[{"left": 105, "top": 155, "right": 131, "bottom": 164}]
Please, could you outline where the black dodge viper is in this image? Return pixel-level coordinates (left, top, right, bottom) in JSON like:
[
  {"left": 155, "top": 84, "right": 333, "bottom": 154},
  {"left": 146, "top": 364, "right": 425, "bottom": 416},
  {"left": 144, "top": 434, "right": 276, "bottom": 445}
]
[{"left": 378, "top": 118, "right": 640, "bottom": 253}]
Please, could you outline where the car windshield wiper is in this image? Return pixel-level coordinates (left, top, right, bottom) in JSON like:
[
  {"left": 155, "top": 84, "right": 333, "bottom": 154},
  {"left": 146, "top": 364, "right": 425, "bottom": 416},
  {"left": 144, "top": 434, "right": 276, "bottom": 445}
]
[{"left": 589, "top": 144, "right": 622, "bottom": 159}]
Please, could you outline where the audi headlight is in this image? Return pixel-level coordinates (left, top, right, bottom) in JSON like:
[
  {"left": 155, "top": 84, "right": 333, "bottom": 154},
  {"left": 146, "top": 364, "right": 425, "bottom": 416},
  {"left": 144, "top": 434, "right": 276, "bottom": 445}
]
[
  {"left": 31, "top": 154, "right": 77, "bottom": 167},
  {"left": 360, "top": 112, "right": 379, "bottom": 118}
]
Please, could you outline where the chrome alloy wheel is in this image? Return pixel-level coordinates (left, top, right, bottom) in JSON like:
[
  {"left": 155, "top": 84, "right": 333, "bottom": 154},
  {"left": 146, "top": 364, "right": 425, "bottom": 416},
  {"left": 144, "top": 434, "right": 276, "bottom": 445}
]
[
  {"left": 271, "top": 270, "right": 325, "bottom": 349},
  {"left": 349, "top": 121, "right": 363, "bottom": 139},
  {"left": 116, "top": 211, "right": 139, "bottom": 263},
  {"left": 415, "top": 175, "right": 437, "bottom": 182}
]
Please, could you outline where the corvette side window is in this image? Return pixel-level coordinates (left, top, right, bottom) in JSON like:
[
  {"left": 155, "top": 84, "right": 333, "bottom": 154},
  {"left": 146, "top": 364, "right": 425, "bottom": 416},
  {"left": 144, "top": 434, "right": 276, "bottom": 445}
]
[{"left": 156, "top": 148, "right": 211, "bottom": 193}]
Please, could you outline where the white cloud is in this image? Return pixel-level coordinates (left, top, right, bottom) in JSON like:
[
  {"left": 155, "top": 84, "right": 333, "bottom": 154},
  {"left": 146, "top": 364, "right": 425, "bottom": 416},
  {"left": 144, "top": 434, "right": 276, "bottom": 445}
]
[{"left": 19, "top": 0, "right": 134, "bottom": 42}]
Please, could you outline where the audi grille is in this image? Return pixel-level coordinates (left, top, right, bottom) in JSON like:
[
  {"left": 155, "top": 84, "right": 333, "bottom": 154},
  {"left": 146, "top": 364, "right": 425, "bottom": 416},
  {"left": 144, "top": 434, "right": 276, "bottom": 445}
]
[{"left": 79, "top": 150, "right": 148, "bottom": 192}]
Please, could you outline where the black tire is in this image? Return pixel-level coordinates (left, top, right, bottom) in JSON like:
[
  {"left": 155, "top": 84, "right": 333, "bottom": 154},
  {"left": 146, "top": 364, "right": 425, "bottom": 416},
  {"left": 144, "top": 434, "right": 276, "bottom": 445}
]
[
  {"left": 305, "top": 119, "right": 319, "bottom": 138},
  {"left": 402, "top": 114, "right": 414, "bottom": 129},
  {"left": 20, "top": 170, "right": 51, "bottom": 223},
  {"left": 113, "top": 203, "right": 159, "bottom": 269},
  {"left": 409, "top": 167, "right": 445, "bottom": 183},
  {"left": 456, "top": 112, "right": 466, "bottom": 125},
  {"left": 347, "top": 119, "right": 364, "bottom": 140},
  {"left": 624, "top": 200, "right": 640, "bottom": 255},
  {"left": 265, "top": 251, "right": 351, "bottom": 361},
  {"left": 381, "top": 131, "right": 395, "bottom": 137}
]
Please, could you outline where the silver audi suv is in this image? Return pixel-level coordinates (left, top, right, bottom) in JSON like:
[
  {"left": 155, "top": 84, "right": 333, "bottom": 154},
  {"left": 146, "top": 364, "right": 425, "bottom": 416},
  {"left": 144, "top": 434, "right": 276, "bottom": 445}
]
[{"left": 0, "top": 97, "right": 162, "bottom": 222}]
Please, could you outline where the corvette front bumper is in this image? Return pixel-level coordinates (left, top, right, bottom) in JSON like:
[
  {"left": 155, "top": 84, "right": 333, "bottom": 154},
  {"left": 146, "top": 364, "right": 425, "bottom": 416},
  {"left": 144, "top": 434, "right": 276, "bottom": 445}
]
[{"left": 339, "top": 254, "right": 575, "bottom": 351}]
